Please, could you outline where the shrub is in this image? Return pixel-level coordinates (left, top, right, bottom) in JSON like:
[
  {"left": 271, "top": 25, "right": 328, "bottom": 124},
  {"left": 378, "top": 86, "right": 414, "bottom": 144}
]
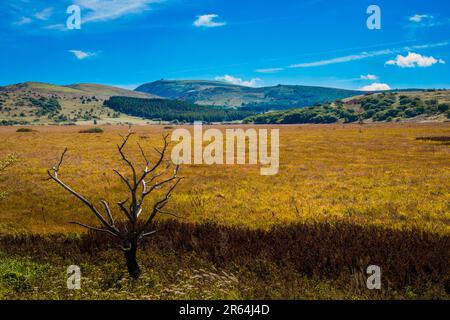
[
  {"left": 16, "top": 128, "right": 36, "bottom": 133},
  {"left": 438, "top": 103, "right": 449, "bottom": 112},
  {"left": 79, "top": 127, "right": 104, "bottom": 134}
]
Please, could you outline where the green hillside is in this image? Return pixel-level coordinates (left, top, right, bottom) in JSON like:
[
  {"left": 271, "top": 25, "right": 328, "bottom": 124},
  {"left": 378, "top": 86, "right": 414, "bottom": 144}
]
[
  {"left": 135, "top": 80, "right": 361, "bottom": 109},
  {"left": 0, "top": 82, "right": 157, "bottom": 125},
  {"left": 244, "top": 90, "right": 450, "bottom": 124}
]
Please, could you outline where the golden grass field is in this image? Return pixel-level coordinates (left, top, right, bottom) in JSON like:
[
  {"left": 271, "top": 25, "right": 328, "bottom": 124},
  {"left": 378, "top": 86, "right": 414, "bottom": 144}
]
[{"left": 0, "top": 122, "right": 449, "bottom": 235}]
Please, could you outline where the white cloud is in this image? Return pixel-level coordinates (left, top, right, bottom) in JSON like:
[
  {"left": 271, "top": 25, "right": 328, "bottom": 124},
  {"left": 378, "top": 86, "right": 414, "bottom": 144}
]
[
  {"left": 69, "top": 50, "right": 96, "bottom": 60},
  {"left": 255, "top": 68, "right": 284, "bottom": 74},
  {"left": 215, "top": 75, "right": 262, "bottom": 87},
  {"left": 409, "top": 14, "right": 433, "bottom": 23},
  {"left": 359, "top": 83, "right": 391, "bottom": 91},
  {"left": 15, "top": 17, "right": 32, "bottom": 26},
  {"left": 289, "top": 49, "right": 393, "bottom": 68},
  {"left": 34, "top": 8, "right": 53, "bottom": 21},
  {"left": 385, "top": 52, "right": 445, "bottom": 68},
  {"left": 360, "top": 74, "right": 378, "bottom": 80},
  {"left": 193, "top": 14, "right": 226, "bottom": 28},
  {"left": 74, "top": 0, "right": 163, "bottom": 23}
]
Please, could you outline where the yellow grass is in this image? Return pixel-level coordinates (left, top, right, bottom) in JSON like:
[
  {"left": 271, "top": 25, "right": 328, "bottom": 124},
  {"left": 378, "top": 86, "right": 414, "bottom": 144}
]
[{"left": 0, "top": 123, "right": 449, "bottom": 234}]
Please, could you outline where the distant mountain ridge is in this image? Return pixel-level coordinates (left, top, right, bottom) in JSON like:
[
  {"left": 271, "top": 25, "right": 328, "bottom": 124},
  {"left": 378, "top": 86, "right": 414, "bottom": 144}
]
[{"left": 135, "top": 80, "right": 362, "bottom": 109}]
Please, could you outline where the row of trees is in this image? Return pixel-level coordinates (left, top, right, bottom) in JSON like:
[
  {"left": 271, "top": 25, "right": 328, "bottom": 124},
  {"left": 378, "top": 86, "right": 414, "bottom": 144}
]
[{"left": 104, "top": 96, "right": 256, "bottom": 123}]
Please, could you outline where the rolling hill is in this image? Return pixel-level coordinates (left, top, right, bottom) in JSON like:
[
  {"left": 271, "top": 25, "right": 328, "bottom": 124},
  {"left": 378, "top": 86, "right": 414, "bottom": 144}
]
[
  {"left": 135, "top": 80, "right": 362, "bottom": 109},
  {"left": 2, "top": 81, "right": 449, "bottom": 125},
  {"left": 0, "top": 82, "right": 159, "bottom": 125},
  {"left": 244, "top": 90, "right": 450, "bottom": 124}
]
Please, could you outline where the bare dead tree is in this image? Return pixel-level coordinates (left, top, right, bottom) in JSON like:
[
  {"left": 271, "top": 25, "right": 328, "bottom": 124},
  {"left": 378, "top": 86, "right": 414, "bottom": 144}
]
[{"left": 48, "top": 129, "right": 182, "bottom": 279}]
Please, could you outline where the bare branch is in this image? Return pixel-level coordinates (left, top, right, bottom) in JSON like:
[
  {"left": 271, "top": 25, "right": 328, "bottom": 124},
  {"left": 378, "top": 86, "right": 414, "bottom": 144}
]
[
  {"left": 137, "top": 134, "right": 170, "bottom": 185},
  {"left": 113, "top": 169, "right": 133, "bottom": 192},
  {"left": 117, "top": 130, "right": 137, "bottom": 185},
  {"left": 101, "top": 199, "right": 115, "bottom": 225},
  {"left": 137, "top": 142, "right": 149, "bottom": 166},
  {"left": 140, "top": 230, "right": 157, "bottom": 238},
  {"left": 118, "top": 198, "right": 133, "bottom": 221},
  {"left": 158, "top": 210, "right": 184, "bottom": 219},
  {"left": 69, "top": 221, "right": 118, "bottom": 237},
  {"left": 143, "top": 165, "right": 180, "bottom": 196},
  {"left": 141, "top": 177, "right": 183, "bottom": 232},
  {"left": 48, "top": 150, "right": 121, "bottom": 238}
]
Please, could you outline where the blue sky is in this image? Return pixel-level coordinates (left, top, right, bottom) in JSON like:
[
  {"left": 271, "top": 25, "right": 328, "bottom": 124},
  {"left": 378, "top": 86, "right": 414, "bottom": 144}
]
[{"left": 0, "top": 0, "right": 449, "bottom": 90}]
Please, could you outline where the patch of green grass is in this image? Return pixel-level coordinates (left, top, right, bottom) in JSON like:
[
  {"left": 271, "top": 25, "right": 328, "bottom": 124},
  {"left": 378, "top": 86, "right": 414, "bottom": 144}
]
[{"left": 0, "top": 253, "right": 51, "bottom": 297}]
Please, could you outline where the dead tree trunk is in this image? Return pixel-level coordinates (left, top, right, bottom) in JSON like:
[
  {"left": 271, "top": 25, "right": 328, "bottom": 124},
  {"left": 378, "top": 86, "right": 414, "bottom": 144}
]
[
  {"left": 124, "top": 241, "right": 140, "bottom": 279},
  {"left": 47, "top": 128, "right": 182, "bottom": 279}
]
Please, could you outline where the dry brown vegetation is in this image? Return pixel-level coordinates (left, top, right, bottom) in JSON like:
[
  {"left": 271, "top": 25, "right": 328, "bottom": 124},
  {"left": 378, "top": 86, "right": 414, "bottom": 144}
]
[
  {"left": 0, "top": 123, "right": 449, "bottom": 234},
  {"left": 0, "top": 220, "right": 448, "bottom": 299},
  {"left": 0, "top": 123, "right": 449, "bottom": 299}
]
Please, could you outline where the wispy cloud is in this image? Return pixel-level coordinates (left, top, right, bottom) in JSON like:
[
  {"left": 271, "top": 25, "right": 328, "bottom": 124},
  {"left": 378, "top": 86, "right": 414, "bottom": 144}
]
[
  {"left": 360, "top": 74, "right": 378, "bottom": 80},
  {"left": 15, "top": 17, "right": 32, "bottom": 26},
  {"left": 406, "top": 13, "right": 450, "bottom": 29},
  {"left": 385, "top": 52, "right": 445, "bottom": 68},
  {"left": 215, "top": 75, "right": 262, "bottom": 87},
  {"left": 74, "top": 0, "right": 163, "bottom": 23},
  {"left": 6, "top": 1, "right": 164, "bottom": 31},
  {"left": 194, "top": 14, "right": 226, "bottom": 28},
  {"left": 34, "top": 7, "right": 53, "bottom": 21},
  {"left": 255, "top": 68, "right": 284, "bottom": 74},
  {"left": 359, "top": 83, "right": 391, "bottom": 91},
  {"left": 12, "top": 7, "right": 53, "bottom": 26},
  {"left": 409, "top": 14, "right": 433, "bottom": 23},
  {"left": 69, "top": 50, "right": 97, "bottom": 60},
  {"left": 288, "top": 49, "right": 392, "bottom": 68}
]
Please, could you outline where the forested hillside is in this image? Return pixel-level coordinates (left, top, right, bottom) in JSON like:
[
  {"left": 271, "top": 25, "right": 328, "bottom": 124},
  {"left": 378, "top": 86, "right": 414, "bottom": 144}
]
[
  {"left": 103, "top": 96, "right": 256, "bottom": 122},
  {"left": 135, "top": 80, "right": 361, "bottom": 108}
]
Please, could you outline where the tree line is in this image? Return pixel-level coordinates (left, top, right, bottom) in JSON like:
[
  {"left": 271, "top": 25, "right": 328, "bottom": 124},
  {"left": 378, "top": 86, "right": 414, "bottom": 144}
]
[{"left": 104, "top": 96, "right": 256, "bottom": 123}]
